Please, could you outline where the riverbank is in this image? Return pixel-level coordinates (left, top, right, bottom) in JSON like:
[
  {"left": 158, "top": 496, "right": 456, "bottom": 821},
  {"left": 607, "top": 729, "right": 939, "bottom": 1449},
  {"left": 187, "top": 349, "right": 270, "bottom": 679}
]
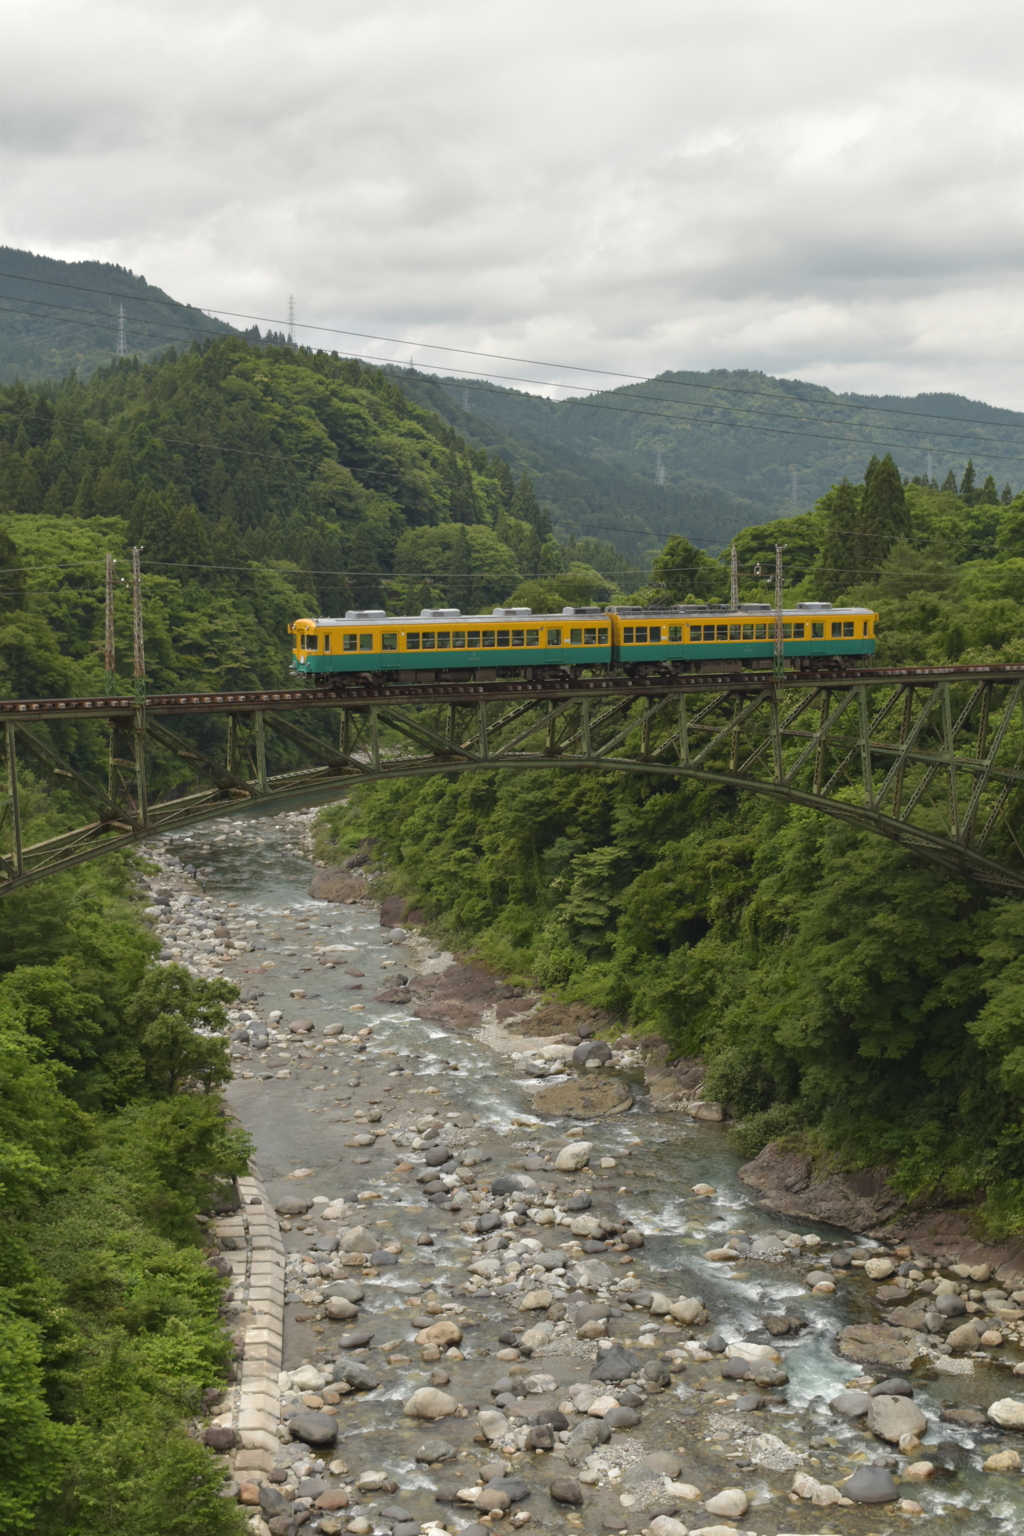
[{"left": 139, "top": 808, "right": 1024, "bottom": 1536}]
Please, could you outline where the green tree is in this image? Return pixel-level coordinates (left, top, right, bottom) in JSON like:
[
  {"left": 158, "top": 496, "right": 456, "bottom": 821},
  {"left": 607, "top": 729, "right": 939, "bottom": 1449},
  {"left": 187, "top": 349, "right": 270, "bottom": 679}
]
[
  {"left": 649, "top": 534, "right": 727, "bottom": 602},
  {"left": 941, "top": 469, "right": 959, "bottom": 494},
  {"left": 979, "top": 473, "right": 999, "bottom": 506},
  {"left": 510, "top": 472, "right": 551, "bottom": 536},
  {"left": 127, "top": 968, "right": 234, "bottom": 1097},
  {"left": 960, "top": 459, "right": 977, "bottom": 502}
]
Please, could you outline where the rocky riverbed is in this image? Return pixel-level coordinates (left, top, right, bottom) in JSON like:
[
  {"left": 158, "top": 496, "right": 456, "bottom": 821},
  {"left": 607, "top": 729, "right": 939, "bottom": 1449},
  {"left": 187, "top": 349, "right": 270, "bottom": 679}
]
[{"left": 137, "top": 808, "right": 1024, "bottom": 1536}]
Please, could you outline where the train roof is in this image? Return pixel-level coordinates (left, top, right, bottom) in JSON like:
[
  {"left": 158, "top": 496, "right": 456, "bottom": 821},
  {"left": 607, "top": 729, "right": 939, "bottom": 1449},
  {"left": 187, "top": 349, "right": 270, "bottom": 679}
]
[{"left": 293, "top": 601, "right": 876, "bottom": 626}]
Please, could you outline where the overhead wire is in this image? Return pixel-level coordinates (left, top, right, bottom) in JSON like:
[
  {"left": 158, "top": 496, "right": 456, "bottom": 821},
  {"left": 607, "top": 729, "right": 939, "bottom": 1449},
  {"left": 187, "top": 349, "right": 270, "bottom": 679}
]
[{"left": 3, "top": 266, "right": 1024, "bottom": 439}]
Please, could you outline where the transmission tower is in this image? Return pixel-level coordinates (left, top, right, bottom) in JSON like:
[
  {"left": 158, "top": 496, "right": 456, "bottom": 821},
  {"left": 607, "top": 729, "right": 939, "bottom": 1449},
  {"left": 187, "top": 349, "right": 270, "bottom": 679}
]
[
  {"left": 116, "top": 304, "right": 128, "bottom": 358},
  {"left": 462, "top": 388, "right": 470, "bottom": 411},
  {"left": 655, "top": 450, "right": 666, "bottom": 486},
  {"left": 927, "top": 451, "right": 934, "bottom": 485},
  {"left": 791, "top": 467, "right": 798, "bottom": 507},
  {"left": 287, "top": 295, "right": 296, "bottom": 345}
]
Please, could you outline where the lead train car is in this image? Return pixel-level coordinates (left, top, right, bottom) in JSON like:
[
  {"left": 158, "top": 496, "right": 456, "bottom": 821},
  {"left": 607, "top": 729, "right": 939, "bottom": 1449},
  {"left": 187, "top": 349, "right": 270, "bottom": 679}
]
[{"left": 289, "top": 601, "right": 878, "bottom": 680}]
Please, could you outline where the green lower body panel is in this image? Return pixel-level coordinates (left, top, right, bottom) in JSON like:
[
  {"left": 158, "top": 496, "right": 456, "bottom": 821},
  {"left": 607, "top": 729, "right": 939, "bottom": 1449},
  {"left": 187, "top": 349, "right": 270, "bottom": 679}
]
[
  {"left": 294, "top": 646, "right": 611, "bottom": 677},
  {"left": 620, "top": 641, "right": 875, "bottom": 663}
]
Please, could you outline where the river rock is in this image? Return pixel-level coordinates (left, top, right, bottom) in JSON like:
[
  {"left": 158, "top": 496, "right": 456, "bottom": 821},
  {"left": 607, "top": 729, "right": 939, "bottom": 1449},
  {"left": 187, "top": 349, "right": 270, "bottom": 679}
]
[
  {"left": 325, "top": 1280, "right": 363, "bottom": 1302},
  {"left": 336, "top": 1326, "right": 374, "bottom": 1349},
  {"left": 478, "top": 1410, "right": 510, "bottom": 1441},
  {"left": 669, "top": 1297, "right": 705, "bottom": 1324},
  {"left": 604, "top": 1406, "right": 641, "bottom": 1427},
  {"left": 947, "top": 1319, "right": 980, "bottom": 1352},
  {"left": 259, "top": 1485, "right": 294, "bottom": 1518},
  {"left": 988, "top": 1398, "right": 1024, "bottom": 1429},
  {"left": 555, "top": 1141, "right": 593, "bottom": 1171},
  {"left": 533, "top": 1079, "right": 632, "bottom": 1117},
  {"left": 326, "top": 1296, "right": 359, "bottom": 1320},
  {"left": 984, "top": 1449, "right": 1021, "bottom": 1471},
  {"left": 520, "top": 1290, "right": 553, "bottom": 1311},
  {"left": 334, "top": 1360, "right": 380, "bottom": 1391},
  {"left": 864, "top": 1257, "right": 895, "bottom": 1280},
  {"left": 791, "top": 1471, "right": 842, "bottom": 1506},
  {"left": 290, "top": 1365, "right": 327, "bottom": 1392},
  {"left": 310, "top": 869, "right": 369, "bottom": 902},
  {"left": 549, "top": 1476, "right": 584, "bottom": 1505},
  {"left": 288, "top": 1411, "right": 339, "bottom": 1447},
  {"left": 415, "top": 1438, "right": 455, "bottom": 1463},
  {"left": 705, "top": 1488, "right": 748, "bottom": 1518},
  {"left": 935, "top": 1293, "right": 967, "bottom": 1317},
  {"left": 404, "top": 1388, "right": 458, "bottom": 1419},
  {"left": 842, "top": 1465, "right": 899, "bottom": 1503},
  {"left": 276, "top": 1196, "right": 312, "bottom": 1216},
  {"left": 591, "top": 1342, "right": 641, "bottom": 1381},
  {"left": 866, "top": 1395, "right": 927, "bottom": 1444},
  {"left": 338, "top": 1226, "right": 374, "bottom": 1253},
  {"left": 830, "top": 1390, "right": 871, "bottom": 1417},
  {"left": 837, "top": 1323, "right": 925, "bottom": 1370},
  {"left": 416, "top": 1321, "right": 463, "bottom": 1348},
  {"left": 572, "top": 1040, "right": 611, "bottom": 1066},
  {"left": 649, "top": 1519, "right": 687, "bottom": 1536},
  {"left": 203, "top": 1425, "right": 237, "bottom": 1450}
]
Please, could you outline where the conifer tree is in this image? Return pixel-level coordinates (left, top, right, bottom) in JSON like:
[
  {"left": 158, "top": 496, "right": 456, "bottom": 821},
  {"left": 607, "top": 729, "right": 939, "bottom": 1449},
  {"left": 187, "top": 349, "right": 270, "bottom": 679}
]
[
  {"left": 510, "top": 472, "right": 549, "bottom": 534},
  {"left": 0, "top": 528, "right": 26, "bottom": 611},
  {"left": 941, "top": 469, "right": 959, "bottom": 494},
  {"left": 816, "top": 478, "right": 861, "bottom": 600},
  {"left": 489, "top": 455, "right": 515, "bottom": 509},
  {"left": 860, "top": 452, "right": 910, "bottom": 555},
  {"left": 449, "top": 524, "right": 472, "bottom": 609},
  {"left": 1002, "top": 483, "right": 1014, "bottom": 505},
  {"left": 980, "top": 474, "right": 999, "bottom": 506},
  {"left": 349, "top": 522, "right": 384, "bottom": 608},
  {"left": 960, "top": 459, "right": 977, "bottom": 503}
]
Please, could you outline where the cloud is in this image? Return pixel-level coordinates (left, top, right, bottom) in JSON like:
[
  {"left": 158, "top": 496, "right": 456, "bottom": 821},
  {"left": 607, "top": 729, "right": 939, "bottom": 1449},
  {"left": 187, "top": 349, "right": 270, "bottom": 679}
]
[{"left": 2, "top": 0, "right": 1023, "bottom": 403}]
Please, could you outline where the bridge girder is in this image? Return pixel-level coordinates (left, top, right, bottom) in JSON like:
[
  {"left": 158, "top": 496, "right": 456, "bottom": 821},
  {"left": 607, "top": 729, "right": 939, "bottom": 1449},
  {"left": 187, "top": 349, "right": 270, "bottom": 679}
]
[{"left": 3, "top": 667, "right": 1024, "bottom": 895}]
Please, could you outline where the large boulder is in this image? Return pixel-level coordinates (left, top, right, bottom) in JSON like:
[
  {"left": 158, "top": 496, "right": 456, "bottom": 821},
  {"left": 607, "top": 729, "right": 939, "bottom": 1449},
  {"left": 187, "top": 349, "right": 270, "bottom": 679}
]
[
  {"left": 338, "top": 1226, "right": 374, "bottom": 1253},
  {"left": 837, "top": 1323, "right": 925, "bottom": 1371},
  {"left": 403, "top": 1387, "right": 458, "bottom": 1420},
  {"left": 866, "top": 1395, "right": 927, "bottom": 1444},
  {"left": 988, "top": 1398, "right": 1024, "bottom": 1430},
  {"left": 842, "top": 1466, "right": 899, "bottom": 1503},
  {"left": 309, "top": 869, "right": 368, "bottom": 903},
  {"left": 533, "top": 1079, "right": 632, "bottom": 1118},
  {"left": 590, "top": 1342, "right": 641, "bottom": 1382},
  {"left": 554, "top": 1141, "right": 593, "bottom": 1172},
  {"left": 288, "top": 1411, "right": 338, "bottom": 1447}
]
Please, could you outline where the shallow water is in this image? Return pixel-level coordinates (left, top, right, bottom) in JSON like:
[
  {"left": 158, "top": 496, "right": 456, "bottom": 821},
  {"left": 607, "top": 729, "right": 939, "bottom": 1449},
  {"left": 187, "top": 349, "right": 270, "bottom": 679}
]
[{"left": 154, "top": 807, "right": 1024, "bottom": 1534}]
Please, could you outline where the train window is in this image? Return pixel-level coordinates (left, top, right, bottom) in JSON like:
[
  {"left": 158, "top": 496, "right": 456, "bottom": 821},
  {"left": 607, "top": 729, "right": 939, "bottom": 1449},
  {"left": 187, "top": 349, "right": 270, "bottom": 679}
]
[
  {"left": 755, "top": 624, "right": 767, "bottom": 639},
  {"left": 689, "top": 626, "right": 702, "bottom": 641},
  {"left": 623, "top": 627, "right": 634, "bottom": 643},
  {"left": 343, "top": 634, "right": 358, "bottom": 651},
  {"left": 496, "top": 629, "right": 510, "bottom": 647},
  {"left": 843, "top": 621, "right": 854, "bottom": 636},
  {"left": 436, "top": 632, "right": 450, "bottom": 649},
  {"left": 584, "top": 628, "right": 597, "bottom": 645},
  {"left": 782, "top": 623, "right": 792, "bottom": 639},
  {"left": 382, "top": 633, "right": 397, "bottom": 650},
  {"left": 862, "top": 622, "right": 869, "bottom": 636},
  {"left": 668, "top": 625, "right": 682, "bottom": 642},
  {"left": 635, "top": 626, "right": 647, "bottom": 643},
  {"left": 547, "top": 629, "right": 562, "bottom": 646},
  {"left": 742, "top": 624, "right": 754, "bottom": 640},
  {"left": 526, "top": 629, "right": 540, "bottom": 646},
  {"left": 649, "top": 625, "right": 661, "bottom": 642},
  {"left": 359, "top": 633, "right": 373, "bottom": 651},
  {"left": 511, "top": 629, "right": 525, "bottom": 647},
  {"left": 421, "top": 633, "right": 436, "bottom": 650},
  {"left": 323, "top": 633, "right": 332, "bottom": 652},
  {"left": 570, "top": 628, "right": 583, "bottom": 644},
  {"left": 482, "top": 631, "right": 496, "bottom": 648},
  {"left": 467, "top": 631, "right": 481, "bottom": 647},
  {"left": 716, "top": 625, "right": 728, "bottom": 641},
  {"left": 792, "top": 623, "right": 805, "bottom": 639},
  {"left": 406, "top": 632, "right": 420, "bottom": 650},
  {"left": 598, "top": 627, "right": 608, "bottom": 643},
  {"left": 729, "top": 624, "right": 740, "bottom": 640},
  {"left": 811, "top": 623, "right": 824, "bottom": 638},
  {"left": 452, "top": 632, "right": 466, "bottom": 648},
  {"left": 703, "top": 625, "right": 715, "bottom": 641},
  {"left": 830, "top": 622, "right": 842, "bottom": 637},
  {"left": 305, "top": 634, "right": 319, "bottom": 651}
]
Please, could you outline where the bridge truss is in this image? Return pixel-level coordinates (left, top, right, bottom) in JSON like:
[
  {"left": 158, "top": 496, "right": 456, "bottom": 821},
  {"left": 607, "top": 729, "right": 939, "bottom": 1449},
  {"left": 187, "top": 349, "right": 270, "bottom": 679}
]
[{"left": 4, "top": 663, "right": 1024, "bottom": 895}]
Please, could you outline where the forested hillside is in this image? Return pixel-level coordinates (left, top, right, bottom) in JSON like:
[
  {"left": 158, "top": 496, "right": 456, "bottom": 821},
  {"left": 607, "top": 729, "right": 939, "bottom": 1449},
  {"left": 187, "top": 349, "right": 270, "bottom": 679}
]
[
  {"left": 0, "top": 247, "right": 249, "bottom": 385},
  {"left": 433, "top": 368, "right": 1024, "bottom": 524},
  {"left": 0, "top": 335, "right": 639, "bottom": 707},
  {"left": 317, "top": 456, "right": 1024, "bottom": 1237}
]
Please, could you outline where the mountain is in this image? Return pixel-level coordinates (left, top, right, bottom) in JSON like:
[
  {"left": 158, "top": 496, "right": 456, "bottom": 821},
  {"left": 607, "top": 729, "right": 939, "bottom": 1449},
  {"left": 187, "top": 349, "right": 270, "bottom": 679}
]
[
  {"left": 0, "top": 247, "right": 253, "bottom": 384},
  {"left": 416, "top": 369, "right": 1024, "bottom": 528}
]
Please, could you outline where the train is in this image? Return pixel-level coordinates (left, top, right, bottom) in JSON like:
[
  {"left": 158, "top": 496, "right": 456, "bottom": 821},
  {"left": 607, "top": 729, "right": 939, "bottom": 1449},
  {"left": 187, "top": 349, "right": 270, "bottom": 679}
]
[{"left": 289, "top": 602, "right": 878, "bottom": 680}]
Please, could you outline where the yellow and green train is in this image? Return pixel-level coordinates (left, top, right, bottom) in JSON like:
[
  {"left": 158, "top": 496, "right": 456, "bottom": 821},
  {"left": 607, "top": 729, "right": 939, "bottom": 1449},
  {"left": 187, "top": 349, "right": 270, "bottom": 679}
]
[{"left": 290, "top": 602, "right": 878, "bottom": 680}]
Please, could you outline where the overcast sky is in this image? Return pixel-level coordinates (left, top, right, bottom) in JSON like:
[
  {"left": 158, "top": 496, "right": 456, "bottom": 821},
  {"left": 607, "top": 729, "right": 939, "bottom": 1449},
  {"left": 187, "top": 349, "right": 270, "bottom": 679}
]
[{"left": 3, "top": 0, "right": 1023, "bottom": 405}]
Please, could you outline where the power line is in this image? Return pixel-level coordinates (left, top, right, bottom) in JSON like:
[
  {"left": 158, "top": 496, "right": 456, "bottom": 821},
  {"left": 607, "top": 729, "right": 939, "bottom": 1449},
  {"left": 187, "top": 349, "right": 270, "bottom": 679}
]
[
  {"left": 3, "top": 265, "right": 1024, "bottom": 438},
  {"left": 3, "top": 304, "right": 1024, "bottom": 466}
]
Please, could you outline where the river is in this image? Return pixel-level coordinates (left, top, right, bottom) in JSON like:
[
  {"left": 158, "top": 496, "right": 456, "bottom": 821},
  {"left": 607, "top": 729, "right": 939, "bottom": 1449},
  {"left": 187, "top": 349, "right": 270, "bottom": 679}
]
[{"left": 145, "top": 806, "right": 1024, "bottom": 1536}]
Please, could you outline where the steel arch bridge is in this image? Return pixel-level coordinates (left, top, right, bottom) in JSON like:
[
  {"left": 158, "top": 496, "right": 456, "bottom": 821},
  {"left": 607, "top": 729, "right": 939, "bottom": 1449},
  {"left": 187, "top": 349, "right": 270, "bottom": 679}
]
[{"left": 5, "top": 663, "right": 1024, "bottom": 896}]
